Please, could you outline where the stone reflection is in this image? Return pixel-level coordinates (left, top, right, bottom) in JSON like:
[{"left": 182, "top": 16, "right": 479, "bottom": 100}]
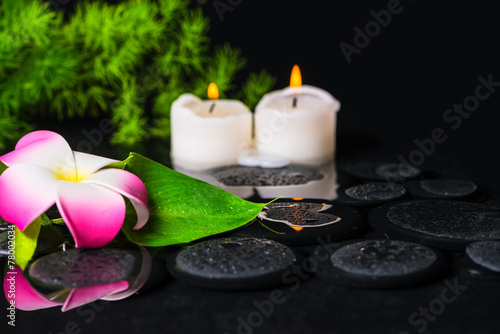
[{"left": 3, "top": 246, "right": 151, "bottom": 312}]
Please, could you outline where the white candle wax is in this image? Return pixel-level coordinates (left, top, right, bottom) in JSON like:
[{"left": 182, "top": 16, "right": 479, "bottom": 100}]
[
  {"left": 254, "top": 85, "right": 340, "bottom": 166},
  {"left": 171, "top": 93, "right": 252, "bottom": 170}
]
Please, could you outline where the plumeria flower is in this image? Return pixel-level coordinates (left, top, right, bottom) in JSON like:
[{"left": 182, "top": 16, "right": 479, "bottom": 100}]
[{"left": 0, "top": 130, "right": 149, "bottom": 248}]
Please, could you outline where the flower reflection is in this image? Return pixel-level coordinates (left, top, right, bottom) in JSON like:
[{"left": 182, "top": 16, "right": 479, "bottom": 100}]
[{"left": 3, "top": 246, "right": 151, "bottom": 312}]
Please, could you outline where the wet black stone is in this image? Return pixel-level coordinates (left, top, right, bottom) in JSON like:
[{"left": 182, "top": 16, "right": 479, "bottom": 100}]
[
  {"left": 336, "top": 182, "right": 407, "bottom": 206},
  {"left": 314, "top": 239, "right": 446, "bottom": 289},
  {"left": 466, "top": 241, "right": 500, "bottom": 273},
  {"left": 28, "top": 248, "right": 140, "bottom": 288},
  {"left": 369, "top": 200, "right": 500, "bottom": 250},
  {"left": 228, "top": 200, "right": 366, "bottom": 246},
  {"left": 259, "top": 202, "right": 340, "bottom": 227},
  {"left": 452, "top": 255, "right": 500, "bottom": 281},
  {"left": 168, "top": 237, "right": 296, "bottom": 290},
  {"left": 344, "top": 162, "right": 421, "bottom": 182},
  {"left": 0, "top": 232, "right": 12, "bottom": 256},
  {"left": 405, "top": 179, "right": 479, "bottom": 200},
  {"left": 210, "top": 165, "right": 323, "bottom": 186}
]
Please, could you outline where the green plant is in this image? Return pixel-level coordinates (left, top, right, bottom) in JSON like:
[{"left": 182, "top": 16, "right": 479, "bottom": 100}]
[{"left": 0, "top": 0, "right": 275, "bottom": 149}]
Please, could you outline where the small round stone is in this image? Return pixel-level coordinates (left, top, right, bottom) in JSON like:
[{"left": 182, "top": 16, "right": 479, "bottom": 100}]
[
  {"left": 331, "top": 239, "right": 438, "bottom": 277},
  {"left": 466, "top": 241, "right": 500, "bottom": 273},
  {"left": 375, "top": 164, "right": 420, "bottom": 179},
  {"left": 28, "top": 248, "right": 139, "bottom": 288},
  {"left": 345, "top": 162, "right": 420, "bottom": 181},
  {"left": 175, "top": 237, "right": 296, "bottom": 279},
  {"left": 345, "top": 182, "right": 406, "bottom": 201},
  {"left": 420, "top": 179, "right": 477, "bottom": 197},
  {"left": 386, "top": 201, "right": 500, "bottom": 241}
]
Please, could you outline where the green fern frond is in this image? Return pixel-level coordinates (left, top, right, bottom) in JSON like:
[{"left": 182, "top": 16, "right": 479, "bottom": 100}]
[
  {"left": 0, "top": 0, "right": 276, "bottom": 148},
  {"left": 238, "top": 70, "right": 277, "bottom": 110},
  {"left": 110, "top": 80, "right": 148, "bottom": 145},
  {"left": 0, "top": 0, "right": 58, "bottom": 51}
]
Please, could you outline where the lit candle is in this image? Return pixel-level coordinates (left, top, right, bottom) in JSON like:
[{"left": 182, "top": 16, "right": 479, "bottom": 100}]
[
  {"left": 170, "top": 83, "right": 253, "bottom": 171},
  {"left": 254, "top": 65, "right": 341, "bottom": 165}
]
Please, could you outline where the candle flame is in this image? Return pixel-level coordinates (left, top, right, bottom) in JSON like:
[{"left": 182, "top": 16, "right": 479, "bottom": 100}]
[
  {"left": 291, "top": 226, "right": 303, "bottom": 232},
  {"left": 290, "top": 65, "right": 302, "bottom": 88},
  {"left": 208, "top": 82, "right": 219, "bottom": 99}
]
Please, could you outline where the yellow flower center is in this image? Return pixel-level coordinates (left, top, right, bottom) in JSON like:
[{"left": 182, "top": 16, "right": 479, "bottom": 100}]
[{"left": 56, "top": 169, "right": 79, "bottom": 182}]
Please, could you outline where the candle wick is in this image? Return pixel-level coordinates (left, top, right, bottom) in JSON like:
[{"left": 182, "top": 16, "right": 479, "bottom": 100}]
[
  {"left": 292, "top": 96, "right": 298, "bottom": 108},
  {"left": 209, "top": 102, "right": 216, "bottom": 113}
]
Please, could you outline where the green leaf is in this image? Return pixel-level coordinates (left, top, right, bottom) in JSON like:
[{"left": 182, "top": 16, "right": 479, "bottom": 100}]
[
  {"left": 40, "top": 213, "right": 53, "bottom": 227},
  {"left": 0, "top": 161, "right": 7, "bottom": 175},
  {"left": 14, "top": 216, "right": 41, "bottom": 270},
  {"left": 120, "top": 153, "right": 266, "bottom": 246}
]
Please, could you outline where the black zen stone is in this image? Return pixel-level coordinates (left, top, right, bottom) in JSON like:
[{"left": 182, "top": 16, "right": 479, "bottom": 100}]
[
  {"left": 404, "top": 179, "right": 481, "bottom": 200},
  {"left": 466, "top": 241, "right": 500, "bottom": 273},
  {"left": 28, "top": 248, "right": 141, "bottom": 288},
  {"left": 336, "top": 182, "right": 407, "bottom": 206},
  {"left": 168, "top": 237, "right": 296, "bottom": 290},
  {"left": 0, "top": 232, "right": 11, "bottom": 256},
  {"left": 210, "top": 165, "right": 323, "bottom": 186},
  {"left": 314, "top": 239, "right": 446, "bottom": 289},
  {"left": 344, "top": 162, "right": 421, "bottom": 182},
  {"left": 452, "top": 251, "right": 500, "bottom": 281},
  {"left": 369, "top": 200, "right": 500, "bottom": 250},
  {"left": 228, "top": 200, "right": 366, "bottom": 246}
]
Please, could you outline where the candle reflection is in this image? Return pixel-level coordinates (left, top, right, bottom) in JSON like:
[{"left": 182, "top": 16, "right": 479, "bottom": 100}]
[{"left": 175, "top": 161, "right": 339, "bottom": 201}]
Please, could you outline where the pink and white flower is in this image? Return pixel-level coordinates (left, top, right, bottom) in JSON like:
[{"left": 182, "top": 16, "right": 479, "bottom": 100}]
[{"left": 0, "top": 130, "right": 149, "bottom": 248}]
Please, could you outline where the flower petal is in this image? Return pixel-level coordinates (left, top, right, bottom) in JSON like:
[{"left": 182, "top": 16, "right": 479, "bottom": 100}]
[
  {"left": 4, "top": 266, "right": 63, "bottom": 311},
  {"left": 82, "top": 169, "right": 149, "bottom": 230},
  {"left": 1, "top": 131, "right": 76, "bottom": 179},
  {"left": 56, "top": 182, "right": 126, "bottom": 248},
  {"left": 102, "top": 246, "right": 152, "bottom": 301},
  {"left": 73, "top": 151, "right": 118, "bottom": 181},
  {"left": 0, "top": 163, "right": 58, "bottom": 231},
  {"left": 61, "top": 281, "right": 129, "bottom": 312}
]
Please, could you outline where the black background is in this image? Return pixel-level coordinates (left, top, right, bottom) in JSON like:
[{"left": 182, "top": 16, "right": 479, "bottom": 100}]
[{"left": 3, "top": 0, "right": 500, "bottom": 333}]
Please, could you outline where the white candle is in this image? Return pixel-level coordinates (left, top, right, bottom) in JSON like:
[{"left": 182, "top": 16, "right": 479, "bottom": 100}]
[
  {"left": 170, "top": 86, "right": 252, "bottom": 171},
  {"left": 254, "top": 66, "right": 340, "bottom": 166}
]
